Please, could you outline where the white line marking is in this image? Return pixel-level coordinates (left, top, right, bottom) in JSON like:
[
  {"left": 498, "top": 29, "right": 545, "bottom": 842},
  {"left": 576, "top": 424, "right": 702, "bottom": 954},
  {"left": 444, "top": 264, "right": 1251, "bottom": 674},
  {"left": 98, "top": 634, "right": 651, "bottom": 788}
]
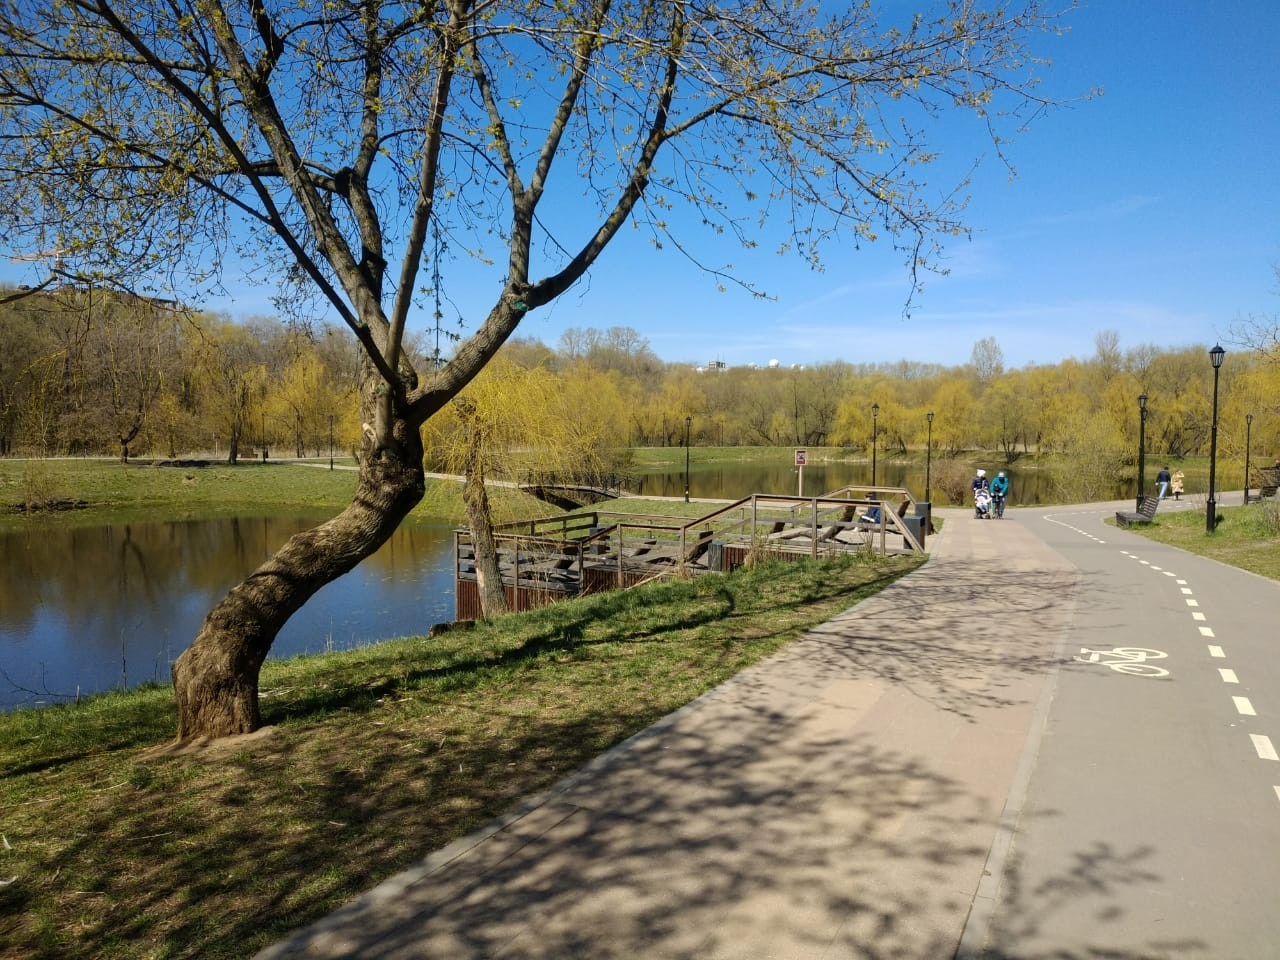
[
  {"left": 1186, "top": 599, "right": 1200, "bottom": 608},
  {"left": 1193, "top": 612, "right": 1207, "bottom": 621},
  {"left": 1177, "top": 579, "right": 1188, "bottom": 585},
  {"left": 1234, "top": 697, "right": 1257, "bottom": 716},
  {"left": 1208, "top": 645, "right": 1225, "bottom": 657},
  {"left": 1200, "top": 627, "right": 1216, "bottom": 638},
  {"left": 1180, "top": 587, "right": 1193, "bottom": 595},
  {"left": 1275, "top": 786, "right": 1280, "bottom": 804},
  {"left": 1220, "top": 669, "right": 1239, "bottom": 684},
  {"left": 1140, "top": 560, "right": 1151, "bottom": 566},
  {"left": 1163, "top": 571, "right": 1176, "bottom": 577},
  {"left": 1252, "top": 735, "right": 1279, "bottom": 761},
  {"left": 1151, "top": 565, "right": 1162, "bottom": 571}
]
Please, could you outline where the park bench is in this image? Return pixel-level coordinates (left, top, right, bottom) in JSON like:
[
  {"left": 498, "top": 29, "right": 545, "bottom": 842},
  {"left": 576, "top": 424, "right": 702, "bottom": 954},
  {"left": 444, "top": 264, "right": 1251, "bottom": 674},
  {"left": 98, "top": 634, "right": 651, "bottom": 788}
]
[
  {"left": 1116, "top": 495, "right": 1160, "bottom": 528},
  {"left": 1246, "top": 484, "right": 1278, "bottom": 504}
]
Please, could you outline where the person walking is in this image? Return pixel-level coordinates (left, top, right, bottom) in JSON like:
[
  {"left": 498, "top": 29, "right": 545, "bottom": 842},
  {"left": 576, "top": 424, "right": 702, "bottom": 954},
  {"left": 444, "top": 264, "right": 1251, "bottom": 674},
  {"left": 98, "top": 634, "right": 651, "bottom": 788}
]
[
  {"left": 1156, "top": 466, "right": 1171, "bottom": 499},
  {"left": 989, "top": 471, "right": 1009, "bottom": 518},
  {"left": 1171, "top": 469, "right": 1185, "bottom": 500}
]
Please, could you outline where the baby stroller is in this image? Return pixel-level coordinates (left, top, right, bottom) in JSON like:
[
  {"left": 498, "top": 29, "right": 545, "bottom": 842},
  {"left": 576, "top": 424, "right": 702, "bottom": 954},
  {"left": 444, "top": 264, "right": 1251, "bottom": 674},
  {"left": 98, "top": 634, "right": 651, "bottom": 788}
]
[{"left": 974, "top": 487, "right": 992, "bottom": 520}]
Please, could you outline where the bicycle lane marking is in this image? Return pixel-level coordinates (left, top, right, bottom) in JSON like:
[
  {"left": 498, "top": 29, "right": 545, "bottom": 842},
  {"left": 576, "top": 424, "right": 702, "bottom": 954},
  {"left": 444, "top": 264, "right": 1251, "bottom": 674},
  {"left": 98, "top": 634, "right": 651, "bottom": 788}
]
[
  {"left": 1116, "top": 545, "right": 1280, "bottom": 806},
  {"left": 1042, "top": 512, "right": 1280, "bottom": 804}
]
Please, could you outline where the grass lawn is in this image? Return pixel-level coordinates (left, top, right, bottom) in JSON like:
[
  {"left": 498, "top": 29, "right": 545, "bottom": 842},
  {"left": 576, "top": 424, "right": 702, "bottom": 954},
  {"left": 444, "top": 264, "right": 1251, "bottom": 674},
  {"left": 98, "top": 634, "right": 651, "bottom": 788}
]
[
  {"left": 0, "top": 458, "right": 547, "bottom": 532},
  {"left": 1120, "top": 500, "right": 1280, "bottom": 581},
  {"left": 0, "top": 550, "right": 924, "bottom": 960}
]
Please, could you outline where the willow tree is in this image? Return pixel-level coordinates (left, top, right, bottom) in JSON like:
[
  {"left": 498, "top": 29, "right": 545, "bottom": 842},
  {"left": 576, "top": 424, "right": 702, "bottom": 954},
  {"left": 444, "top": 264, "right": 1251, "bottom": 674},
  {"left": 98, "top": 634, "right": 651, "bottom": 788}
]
[{"left": 0, "top": 0, "right": 1068, "bottom": 739}]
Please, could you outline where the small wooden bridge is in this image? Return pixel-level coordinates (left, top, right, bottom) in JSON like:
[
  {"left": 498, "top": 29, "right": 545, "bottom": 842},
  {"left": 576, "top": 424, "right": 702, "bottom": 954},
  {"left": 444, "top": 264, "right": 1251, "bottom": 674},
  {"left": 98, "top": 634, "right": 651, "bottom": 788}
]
[{"left": 454, "top": 486, "right": 927, "bottom": 619}]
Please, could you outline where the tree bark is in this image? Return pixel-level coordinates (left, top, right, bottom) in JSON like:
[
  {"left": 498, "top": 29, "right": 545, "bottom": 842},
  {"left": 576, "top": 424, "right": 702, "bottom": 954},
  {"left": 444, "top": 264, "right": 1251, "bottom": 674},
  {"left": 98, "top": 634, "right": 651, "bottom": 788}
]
[
  {"left": 171, "top": 412, "right": 425, "bottom": 739},
  {"left": 462, "top": 416, "right": 509, "bottom": 618}
]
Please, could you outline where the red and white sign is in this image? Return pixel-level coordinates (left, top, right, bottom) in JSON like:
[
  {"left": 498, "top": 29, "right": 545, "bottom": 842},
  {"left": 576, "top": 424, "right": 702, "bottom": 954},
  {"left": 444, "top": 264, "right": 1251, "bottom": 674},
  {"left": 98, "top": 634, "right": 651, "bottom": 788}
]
[{"left": 795, "top": 449, "right": 807, "bottom": 466}]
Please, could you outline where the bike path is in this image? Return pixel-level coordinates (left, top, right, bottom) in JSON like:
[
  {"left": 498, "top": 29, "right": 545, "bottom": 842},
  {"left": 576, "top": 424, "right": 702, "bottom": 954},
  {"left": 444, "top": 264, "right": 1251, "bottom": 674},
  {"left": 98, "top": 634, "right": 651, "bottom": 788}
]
[
  {"left": 258, "top": 508, "right": 1081, "bottom": 959},
  {"left": 969, "top": 503, "right": 1280, "bottom": 960},
  {"left": 258, "top": 498, "right": 1277, "bottom": 959}
]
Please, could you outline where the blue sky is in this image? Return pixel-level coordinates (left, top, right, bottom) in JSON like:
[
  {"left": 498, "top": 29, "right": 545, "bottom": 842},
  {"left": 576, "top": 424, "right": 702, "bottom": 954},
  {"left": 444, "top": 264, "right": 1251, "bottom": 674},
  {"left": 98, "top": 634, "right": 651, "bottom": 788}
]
[
  {"left": 4, "top": 2, "right": 1276, "bottom": 372},
  {"left": 523, "top": 1, "right": 1280, "bottom": 370}
]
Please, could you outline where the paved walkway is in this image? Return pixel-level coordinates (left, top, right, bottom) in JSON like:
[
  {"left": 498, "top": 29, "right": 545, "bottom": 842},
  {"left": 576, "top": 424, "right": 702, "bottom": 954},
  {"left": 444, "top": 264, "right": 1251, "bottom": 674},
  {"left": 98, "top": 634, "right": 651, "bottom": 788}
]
[{"left": 257, "top": 496, "right": 1221, "bottom": 959}]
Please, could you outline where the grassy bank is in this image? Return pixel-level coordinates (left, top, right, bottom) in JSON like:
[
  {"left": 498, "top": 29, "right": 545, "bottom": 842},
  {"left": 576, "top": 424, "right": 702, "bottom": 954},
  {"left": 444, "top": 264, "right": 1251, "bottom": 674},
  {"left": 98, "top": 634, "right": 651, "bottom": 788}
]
[
  {"left": 0, "top": 458, "right": 548, "bottom": 532},
  {"left": 1123, "top": 500, "right": 1280, "bottom": 581},
  {"left": 0, "top": 550, "right": 924, "bottom": 960}
]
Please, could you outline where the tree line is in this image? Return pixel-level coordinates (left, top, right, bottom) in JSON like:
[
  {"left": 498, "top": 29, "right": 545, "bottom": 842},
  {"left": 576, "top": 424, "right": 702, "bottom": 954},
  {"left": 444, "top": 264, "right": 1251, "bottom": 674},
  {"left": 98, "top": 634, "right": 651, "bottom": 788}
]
[{"left": 4, "top": 290, "right": 1277, "bottom": 473}]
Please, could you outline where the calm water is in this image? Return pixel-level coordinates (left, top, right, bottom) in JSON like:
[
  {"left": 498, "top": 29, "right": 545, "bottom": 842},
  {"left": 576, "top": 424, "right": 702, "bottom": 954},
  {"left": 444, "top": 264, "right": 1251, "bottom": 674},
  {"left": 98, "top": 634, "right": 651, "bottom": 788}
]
[
  {"left": 0, "top": 514, "right": 456, "bottom": 712},
  {"left": 2, "top": 459, "right": 1140, "bottom": 712}
]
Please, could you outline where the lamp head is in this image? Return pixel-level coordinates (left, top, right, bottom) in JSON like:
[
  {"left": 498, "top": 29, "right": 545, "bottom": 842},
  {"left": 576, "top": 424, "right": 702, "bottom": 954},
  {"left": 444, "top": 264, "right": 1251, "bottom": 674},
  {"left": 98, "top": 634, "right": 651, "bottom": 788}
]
[
  {"left": 1138, "top": 393, "right": 1147, "bottom": 410},
  {"left": 1210, "top": 344, "right": 1225, "bottom": 368},
  {"left": 927, "top": 411, "right": 934, "bottom": 423},
  {"left": 872, "top": 403, "right": 879, "bottom": 417}
]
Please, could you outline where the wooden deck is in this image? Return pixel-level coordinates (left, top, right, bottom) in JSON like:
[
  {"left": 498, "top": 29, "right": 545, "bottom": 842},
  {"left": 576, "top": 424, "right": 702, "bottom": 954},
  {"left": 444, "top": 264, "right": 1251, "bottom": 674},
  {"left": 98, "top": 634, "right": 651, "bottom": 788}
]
[{"left": 454, "top": 489, "right": 927, "bottom": 620}]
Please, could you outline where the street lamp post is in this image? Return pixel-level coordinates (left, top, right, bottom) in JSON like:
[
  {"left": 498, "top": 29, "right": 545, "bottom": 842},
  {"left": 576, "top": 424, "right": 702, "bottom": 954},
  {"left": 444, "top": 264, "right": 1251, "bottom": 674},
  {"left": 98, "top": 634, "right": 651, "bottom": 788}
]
[
  {"left": 1245, "top": 412, "right": 1253, "bottom": 505},
  {"left": 1137, "top": 393, "right": 1147, "bottom": 511},
  {"left": 261, "top": 411, "right": 268, "bottom": 463},
  {"left": 871, "top": 402, "right": 879, "bottom": 490},
  {"left": 1207, "top": 344, "right": 1225, "bottom": 532},
  {"left": 925, "top": 411, "right": 934, "bottom": 504},
  {"left": 329, "top": 414, "right": 335, "bottom": 471},
  {"left": 684, "top": 415, "right": 691, "bottom": 503}
]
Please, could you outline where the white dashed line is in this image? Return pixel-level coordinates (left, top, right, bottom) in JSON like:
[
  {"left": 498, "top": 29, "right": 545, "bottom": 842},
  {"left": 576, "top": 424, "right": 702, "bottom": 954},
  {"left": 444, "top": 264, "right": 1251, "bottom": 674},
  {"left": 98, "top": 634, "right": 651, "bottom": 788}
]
[
  {"left": 1252, "top": 735, "right": 1279, "bottom": 761},
  {"left": 1108, "top": 543, "right": 1280, "bottom": 804}
]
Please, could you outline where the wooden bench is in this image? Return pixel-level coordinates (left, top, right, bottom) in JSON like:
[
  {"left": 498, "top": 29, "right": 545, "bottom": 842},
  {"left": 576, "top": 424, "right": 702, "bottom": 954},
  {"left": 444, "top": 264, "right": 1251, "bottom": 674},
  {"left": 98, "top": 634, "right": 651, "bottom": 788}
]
[
  {"left": 1246, "top": 484, "right": 1278, "bottom": 504},
  {"left": 1116, "top": 495, "right": 1160, "bottom": 527}
]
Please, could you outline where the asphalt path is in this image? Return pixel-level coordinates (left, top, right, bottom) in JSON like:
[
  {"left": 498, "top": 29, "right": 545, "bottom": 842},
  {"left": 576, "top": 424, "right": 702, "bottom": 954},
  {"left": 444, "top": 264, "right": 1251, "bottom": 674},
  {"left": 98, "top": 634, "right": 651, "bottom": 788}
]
[
  {"left": 969, "top": 502, "right": 1280, "bottom": 960},
  {"left": 258, "top": 496, "right": 1279, "bottom": 960}
]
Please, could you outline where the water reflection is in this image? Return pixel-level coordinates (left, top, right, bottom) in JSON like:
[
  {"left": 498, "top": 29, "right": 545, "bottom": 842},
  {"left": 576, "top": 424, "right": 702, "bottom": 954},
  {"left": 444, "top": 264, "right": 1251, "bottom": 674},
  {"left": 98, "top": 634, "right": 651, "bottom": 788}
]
[{"left": 0, "top": 514, "right": 457, "bottom": 712}]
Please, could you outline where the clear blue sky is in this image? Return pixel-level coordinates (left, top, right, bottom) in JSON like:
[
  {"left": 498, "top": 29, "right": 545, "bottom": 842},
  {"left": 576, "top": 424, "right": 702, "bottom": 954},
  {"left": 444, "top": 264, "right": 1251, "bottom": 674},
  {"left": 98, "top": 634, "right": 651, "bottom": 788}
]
[
  {"left": 4, "top": 2, "right": 1276, "bottom": 372},
  {"left": 520, "top": 0, "right": 1280, "bottom": 371}
]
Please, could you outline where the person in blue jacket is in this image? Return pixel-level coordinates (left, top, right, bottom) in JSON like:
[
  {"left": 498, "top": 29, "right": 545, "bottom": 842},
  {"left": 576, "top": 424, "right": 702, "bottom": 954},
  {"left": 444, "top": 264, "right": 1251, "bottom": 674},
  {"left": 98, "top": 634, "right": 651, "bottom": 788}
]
[{"left": 989, "top": 471, "right": 1009, "bottom": 518}]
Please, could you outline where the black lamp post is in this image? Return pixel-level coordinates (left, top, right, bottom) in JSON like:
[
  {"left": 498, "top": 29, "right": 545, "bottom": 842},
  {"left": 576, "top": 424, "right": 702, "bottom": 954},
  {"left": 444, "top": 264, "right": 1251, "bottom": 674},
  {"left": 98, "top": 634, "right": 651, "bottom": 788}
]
[
  {"left": 1137, "top": 393, "right": 1147, "bottom": 511},
  {"left": 871, "top": 402, "right": 879, "bottom": 489},
  {"left": 329, "top": 414, "right": 335, "bottom": 471},
  {"left": 1245, "top": 412, "right": 1253, "bottom": 505},
  {"left": 684, "top": 415, "right": 691, "bottom": 503},
  {"left": 1207, "top": 344, "right": 1225, "bottom": 532},
  {"left": 925, "top": 411, "right": 934, "bottom": 504},
  {"left": 261, "top": 410, "right": 268, "bottom": 462}
]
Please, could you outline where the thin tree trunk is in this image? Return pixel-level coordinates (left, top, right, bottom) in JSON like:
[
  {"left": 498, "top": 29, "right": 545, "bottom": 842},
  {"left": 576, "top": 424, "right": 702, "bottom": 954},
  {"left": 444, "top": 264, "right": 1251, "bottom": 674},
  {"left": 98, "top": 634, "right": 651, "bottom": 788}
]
[
  {"left": 171, "top": 415, "right": 425, "bottom": 739},
  {"left": 462, "top": 416, "right": 508, "bottom": 618}
]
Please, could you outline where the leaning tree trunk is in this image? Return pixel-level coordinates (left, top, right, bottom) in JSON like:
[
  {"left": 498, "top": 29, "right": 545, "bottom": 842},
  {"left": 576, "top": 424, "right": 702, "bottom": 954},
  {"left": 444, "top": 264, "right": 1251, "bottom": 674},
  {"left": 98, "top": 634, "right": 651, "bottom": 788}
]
[{"left": 171, "top": 413, "right": 425, "bottom": 740}]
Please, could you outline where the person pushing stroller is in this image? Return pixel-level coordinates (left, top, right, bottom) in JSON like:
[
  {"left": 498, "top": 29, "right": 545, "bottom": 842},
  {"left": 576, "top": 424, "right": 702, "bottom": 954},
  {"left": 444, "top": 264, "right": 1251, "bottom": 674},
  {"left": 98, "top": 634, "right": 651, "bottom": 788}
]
[{"left": 972, "top": 469, "right": 991, "bottom": 519}]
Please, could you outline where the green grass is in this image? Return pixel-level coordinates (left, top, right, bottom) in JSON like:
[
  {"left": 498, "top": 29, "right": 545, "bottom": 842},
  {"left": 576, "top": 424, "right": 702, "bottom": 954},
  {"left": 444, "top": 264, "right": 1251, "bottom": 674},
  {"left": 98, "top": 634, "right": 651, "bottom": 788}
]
[
  {"left": 0, "top": 550, "right": 924, "bottom": 960},
  {"left": 0, "top": 458, "right": 547, "bottom": 532},
  {"left": 1121, "top": 500, "right": 1280, "bottom": 581}
]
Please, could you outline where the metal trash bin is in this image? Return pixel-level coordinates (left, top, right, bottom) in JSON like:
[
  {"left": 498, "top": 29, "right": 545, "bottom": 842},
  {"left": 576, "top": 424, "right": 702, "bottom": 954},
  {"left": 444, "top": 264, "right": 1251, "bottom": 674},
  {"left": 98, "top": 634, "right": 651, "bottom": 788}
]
[{"left": 900, "top": 514, "right": 925, "bottom": 547}]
